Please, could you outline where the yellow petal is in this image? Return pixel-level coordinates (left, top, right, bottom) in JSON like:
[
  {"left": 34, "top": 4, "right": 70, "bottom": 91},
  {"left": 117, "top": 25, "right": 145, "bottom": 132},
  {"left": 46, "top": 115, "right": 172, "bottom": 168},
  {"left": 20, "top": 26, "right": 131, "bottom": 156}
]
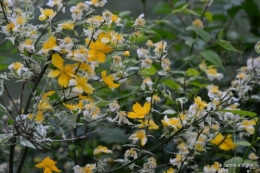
[
  {"left": 96, "top": 51, "right": 106, "bottom": 63},
  {"left": 48, "top": 70, "right": 60, "bottom": 78},
  {"left": 132, "top": 102, "right": 142, "bottom": 113},
  {"left": 43, "top": 167, "right": 52, "bottom": 173},
  {"left": 52, "top": 53, "right": 64, "bottom": 69},
  {"left": 83, "top": 83, "right": 94, "bottom": 94},
  {"left": 58, "top": 74, "right": 69, "bottom": 87},
  {"left": 128, "top": 112, "right": 138, "bottom": 119},
  {"left": 35, "top": 162, "right": 45, "bottom": 168},
  {"left": 35, "top": 112, "right": 44, "bottom": 123},
  {"left": 50, "top": 165, "right": 61, "bottom": 172}
]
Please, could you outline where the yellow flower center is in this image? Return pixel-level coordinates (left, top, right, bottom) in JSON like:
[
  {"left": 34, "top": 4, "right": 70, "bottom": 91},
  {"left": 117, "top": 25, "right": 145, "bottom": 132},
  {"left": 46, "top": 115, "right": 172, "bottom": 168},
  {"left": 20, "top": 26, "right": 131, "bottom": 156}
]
[{"left": 136, "top": 130, "right": 145, "bottom": 139}]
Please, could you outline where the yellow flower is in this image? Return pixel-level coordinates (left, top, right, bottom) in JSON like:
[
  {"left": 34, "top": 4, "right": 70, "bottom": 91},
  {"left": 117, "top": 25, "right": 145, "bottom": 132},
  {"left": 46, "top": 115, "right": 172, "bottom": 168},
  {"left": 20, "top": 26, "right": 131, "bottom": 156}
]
[
  {"left": 69, "top": 75, "right": 94, "bottom": 94},
  {"left": 163, "top": 167, "right": 176, "bottom": 173},
  {"left": 127, "top": 102, "right": 151, "bottom": 119},
  {"left": 210, "top": 133, "right": 236, "bottom": 150},
  {"left": 237, "top": 118, "right": 258, "bottom": 134},
  {"left": 35, "top": 156, "right": 61, "bottom": 173},
  {"left": 88, "top": 40, "right": 112, "bottom": 63},
  {"left": 39, "top": 8, "right": 56, "bottom": 21},
  {"left": 123, "top": 51, "right": 130, "bottom": 57},
  {"left": 192, "top": 19, "right": 203, "bottom": 29},
  {"left": 48, "top": 53, "right": 74, "bottom": 87},
  {"left": 194, "top": 96, "right": 208, "bottom": 110},
  {"left": 27, "top": 91, "right": 55, "bottom": 123},
  {"left": 138, "top": 119, "right": 159, "bottom": 130},
  {"left": 58, "top": 21, "right": 75, "bottom": 31},
  {"left": 63, "top": 100, "right": 83, "bottom": 111},
  {"left": 93, "top": 146, "right": 113, "bottom": 155},
  {"left": 39, "top": 36, "right": 60, "bottom": 54},
  {"left": 101, "top": 71, "right": 120, "bottom": 90}
]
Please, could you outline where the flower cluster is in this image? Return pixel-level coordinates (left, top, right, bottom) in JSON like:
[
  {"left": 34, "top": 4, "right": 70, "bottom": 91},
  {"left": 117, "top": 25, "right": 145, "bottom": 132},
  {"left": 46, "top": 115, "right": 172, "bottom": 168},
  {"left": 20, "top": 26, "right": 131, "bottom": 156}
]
[{"left": 0, "top": 0, "right": 260, "bottom": 173}]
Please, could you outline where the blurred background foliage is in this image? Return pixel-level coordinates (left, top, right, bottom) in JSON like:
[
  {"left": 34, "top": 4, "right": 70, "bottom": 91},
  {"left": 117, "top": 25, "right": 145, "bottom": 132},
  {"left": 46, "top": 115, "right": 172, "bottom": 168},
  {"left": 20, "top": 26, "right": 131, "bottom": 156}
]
[{"left": 1, "top": 0, "right": 260, "bottom": 172}]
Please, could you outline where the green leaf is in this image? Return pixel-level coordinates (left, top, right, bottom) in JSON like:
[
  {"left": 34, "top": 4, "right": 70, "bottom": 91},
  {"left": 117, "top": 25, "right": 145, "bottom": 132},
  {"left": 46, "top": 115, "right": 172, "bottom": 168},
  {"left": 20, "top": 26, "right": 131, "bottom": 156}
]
[
  {"left": 205, "top": 11, "right": 213, "bottom": 22},
  {"left": 217, "top": 29, "right": 224, "bottom": 40},
  {"left": 163, "top": 79, "right": 181, "bottom": 91},
  {"left": 172, "top": 4, "right": 201, "bottom": 17},
  {"left": 186, "top": 68, "right": 199, "bottom": 76},
  {"left": 140, "top": 65, "right": 157, "bottom": 76},
  {"left": 0, "top": 104, "right": 9, "bottom": 115},
  {"left": 118, "top": 11, "right": 131, "bottom": 17},
  {"left": 95, "top": 100, "right": 113, "bottom": 107},
  {"left": 234, "top": 141, "right": 251, "bottom": 147},
  {"left": 217, "top": 40, "right": 242, "bottom": 53},
  {"left": 186, "top": 26, "right": 210, "bottom": 42},
  {"left": 20, "top": 138, "right": 36, "bottom": 149},
  {"left": 200, "top": 50, "right": 224, "bottom": 70},
  {"left": 224, "top": 157, "right": 243, "bottom": 173},
  {"left": 220, "top": 109, "right": 257, "bottom": 117},
  {"left": 0, "top": 134, "right": 13, "bottom": 144}
]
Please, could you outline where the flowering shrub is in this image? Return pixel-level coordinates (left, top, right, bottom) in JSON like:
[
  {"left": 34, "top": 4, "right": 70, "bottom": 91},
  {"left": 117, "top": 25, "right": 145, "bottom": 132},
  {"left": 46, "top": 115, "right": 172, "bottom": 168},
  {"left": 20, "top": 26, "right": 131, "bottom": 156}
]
[{"left": 0, "top": 0, "right": 259, "bottom": 173}]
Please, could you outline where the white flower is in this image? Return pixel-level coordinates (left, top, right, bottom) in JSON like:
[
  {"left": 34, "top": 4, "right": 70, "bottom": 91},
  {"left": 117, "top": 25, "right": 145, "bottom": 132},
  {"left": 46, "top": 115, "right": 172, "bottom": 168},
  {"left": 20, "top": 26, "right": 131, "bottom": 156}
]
[
  {"left": 47, "top": 0, "right": 65, "bottom": 13},
  {"left": 59, "top": 37, "right": 74, "bottom": 51},
  {"left": 205, "top": 68, "right": 223, "bottom": 81},
  {"left": 170, "top": 154, "right": 187, "bottom": 169},
  {"left": 85, "top": 0, "right": 107, "bottom": 7},
  {"left": 124, "top": 148, "right": 138, "bottom": 160},
  {"left": 8, "top": 62, "right": 29, "bottom": 77},
  {"left": 83, "top": 103, "right": 101, "bottom": 119},
  {"left": 93, "top": 146, "right": 112, "bottom": 155},
  {"left": 154, "top": 40, "right": 167, "bottom": 56},
  {"left": 203, "top": 165, "right": 217, "bottom": 173},
  {"left": 73, "top": 164, "right": 96, "bottom": 173},
  {"left": 141, "top": 57, "right": 153, "bottom": 69},
  {"left": 141, "top": 77, "right": 153, "bottom": 90},
  {"left": 108, "top": 111, "right": 132, "bottom": 125},
  {"left": 70, "top": 3, "right": 89, "bottom": 20},
  {"left": 108, "top": 101, "right": 120, "bottom": 112},
  {"left": 137, "top": 48, "right": 149, "bottom": 58},
  {"left": 161, "top": 57, "right": 171, "bottom": 71},
  {"left": 133, "top": 13, "right": 145, "bottom": 27},
  {"left": 129, "top": 130, "right": 147, "bottom": 146},
  {"left": 18, "top": 39, "right": 35, "bottom": 53}
]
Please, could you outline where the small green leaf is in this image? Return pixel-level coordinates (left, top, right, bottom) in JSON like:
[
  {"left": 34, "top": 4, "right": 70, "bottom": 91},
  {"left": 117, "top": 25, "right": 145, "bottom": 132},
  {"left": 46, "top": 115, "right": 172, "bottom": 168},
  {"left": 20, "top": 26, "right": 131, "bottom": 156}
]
[
  {"left": 217, "top": 29, "right": 224, "bottom": 40},
  {"left": 217, "top": 40, "right": 242, "bottom": 53},
  {"left": 200, "top": 50, "right": 224, "bottom": 70},
  {"left": 187, "top": 26, "right": 210, "bottom": 42},
  {"left": 234, "top": 141, "right": 251, "bottom": 147},
  {"left": 118, "top": 11, "right": 131, "bottom": 17},
  {"left": 0, "top": 134, "right": 13, "bottom": 144},
  {"left": 186, "top": 68, "right": 199, "bottom": 76},
  {"left": 163, "top": 79, "right": 181, "bottom": 91},
  {"left": 205, "top": 11, "right": 213, "bottom": 22},
  {"left": 20, "top": 137, "right": 36, "bottom": 149},
  {"left": 140, "top": 65, "right": 157, "bottom": 76},
  {"left": 220, "top": 109, "right": 257, "bottom": 117},
  {"left": 0, "top": 104, "right": 9, "bottom": 115},
  {"left": 224, "top": 157, "right": 243, "bottom": 173},
  {"left": 95, "top": 100, "right": 113, "bottom": 107},
  {"left": 172, "top": 4, "right": 201, "bottom": 17}
]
